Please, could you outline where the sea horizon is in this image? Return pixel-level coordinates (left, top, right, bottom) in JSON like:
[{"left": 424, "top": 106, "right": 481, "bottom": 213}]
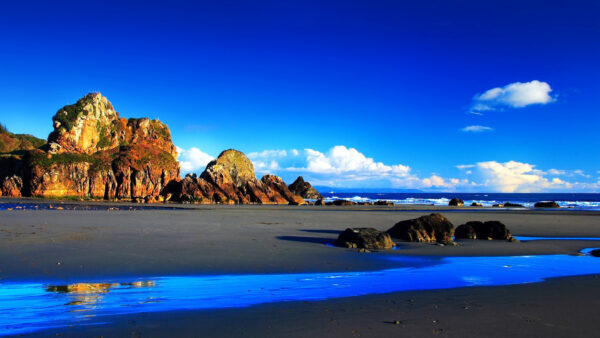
[{"left": 319, "top": 192, "right": 600, "bottom": 209}]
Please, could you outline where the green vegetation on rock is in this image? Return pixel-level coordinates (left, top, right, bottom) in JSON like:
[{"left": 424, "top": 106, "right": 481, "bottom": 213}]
[{"left": 0, "top": 124, "right": 46, "bottom": 154}]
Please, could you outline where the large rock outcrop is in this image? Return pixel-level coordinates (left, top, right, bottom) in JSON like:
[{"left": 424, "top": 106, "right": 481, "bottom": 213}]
[
  {"left": 1, "top": 93, "right": 312, "bottom": 204},
  {"left": 0, "top": 93, "right": 180, "bottom": 201},
  {"left": 176, "top": 150, "right": 306, "bottom": 205},
  {"left": 288, "top": 176, "right": 322, "bottom": 199},
  {"left": 387, "top": 213, "right": 454, "bottom": 243},
  {"left": 47, "top": 94, "right": 120, "bottom": 154}
]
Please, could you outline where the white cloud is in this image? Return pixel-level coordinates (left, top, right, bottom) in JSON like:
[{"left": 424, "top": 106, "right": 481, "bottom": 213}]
[
  {"left": 547, "top": 169, "right": 566, "bottom": 175},
  {"left": 421, "top": 175, "right": 469, "bottom": 189},
  {"left": 471, "top": 80, "right": 555, "bottom": 113},
  {"left": 461, "top": 125, "right": 493, "bottom": 133},
  {"left": 304, "top": 146, "right": 411, "bottom": 177},
  {"left": 573, "top": 170, "right": 591, "bottom": 178},
  {"left": 247, "top": 145, "right": 475, "bottom": 190},
  {"left": 474, "top": 160, "right": 572, "bottom": 193},
  {"left": 178, "top": 144, "right": 599, "bottom": 192},
  {"left": 176, "top": 146, "right": 214, "bottom": 174},
  {"left": 247, "top": 145, "right": 418, "bottom": 187}
]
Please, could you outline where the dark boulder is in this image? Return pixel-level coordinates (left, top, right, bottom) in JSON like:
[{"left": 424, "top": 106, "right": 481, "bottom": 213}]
[
  {"left": 590, "top": 249, "right": 600, "bottom": 257},
  {"left": 327, "top": 199, "right": 355, "bottom": 206},
  {"left": 449, "top": 198, "right": 464, "bottom": 206},
  {"left": 334, "top": 228, "right": 394, "bottom": 250},
  {"left": 534, "top": 201, "right": 560, "bottom": 208},
  {"left": 387, "top": 213, "right": 454, "bottom": 243},
  {"left": 503, "top": 202, "right": 525, "bottom": 208},
  {"left": 314, "top": 198, "right": 325, "bottom": 206},
  {"left": 375, "top": 200, "right": 394, "bottom": 206},
  {"left": 455, "top": 221, "right": 514, "bottom": 241},
  {"left": 454, "top": 223, "right": 477, "bottom": 239},
  {"left": 470, "top": 202, "right": 482, "bottom": 207}
]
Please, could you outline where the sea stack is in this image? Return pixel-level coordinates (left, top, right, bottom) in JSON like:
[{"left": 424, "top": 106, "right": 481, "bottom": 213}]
[
  {"left": 1, "top": 93, "right": 180, "bottom": 201},
  {"left": 176, "top": 149, "right": 306, "bottom": 205},
  {"left": 288, "top": 176, "right": 323, "bottom": 199}
]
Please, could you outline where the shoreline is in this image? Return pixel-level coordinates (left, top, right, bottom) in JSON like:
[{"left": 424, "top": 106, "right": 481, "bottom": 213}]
[
  {"left": 2, "top": 200, "right": 600, "bottom": 336},
  {"left": 2, "top": 197, "right": 600, "bottom": 214}
]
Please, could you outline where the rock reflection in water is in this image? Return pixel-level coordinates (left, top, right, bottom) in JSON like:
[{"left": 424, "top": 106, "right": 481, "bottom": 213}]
[
  {"left": 2, "top": 248, "right": 600, "bottom": 336},
  {"left": 45, "top": 281, "right": 156, "bottom": 308}
]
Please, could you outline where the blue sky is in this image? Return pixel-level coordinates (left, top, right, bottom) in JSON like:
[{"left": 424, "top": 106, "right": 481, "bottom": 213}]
[{"left": 0, "top": 1, "right": 599, "bottom": 192}]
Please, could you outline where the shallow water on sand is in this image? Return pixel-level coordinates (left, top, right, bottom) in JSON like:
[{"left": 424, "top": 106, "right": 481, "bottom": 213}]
[{"left": 1, "top": 244, "right": 600, "bottom": 335}]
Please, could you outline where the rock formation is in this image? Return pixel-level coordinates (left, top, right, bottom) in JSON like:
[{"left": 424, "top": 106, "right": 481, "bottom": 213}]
[
  {"left": 534, "top": 201, "right": 560, "bottom": 208},
  {"left": 448, "top": 198, "right": 464, "bottom": 206},
  {"left": 175, "top": 149, "right": 306, "bottom": 205},
  {"left": 454, "top": 221, "right": 514, "bottom": 241},
  {"left": 334, "top": 228, "right": 394, "bottom": 250},
  {"left": 0, "top": 93, "right": 180, "bottom": 201},
  {"left": 288, "top": 176, "right": 322, "bottom": 199},
  {"left": 0, "top": 175, "right": 23, "bottom": 197},
  {"left": 590, "top": 249, "right": 600, "bottom": 257},
  {"left": 503, "top": 202, "right": 524, "bottom": 208},
  {"left": 0, "top": 93, "right": 311, "bottom": 205},
  {"left": 387, "top": 213, "right": 454, "bottom": 243},
  {"left": 470, "top": 202, "right": 482, "bottom": 207}
]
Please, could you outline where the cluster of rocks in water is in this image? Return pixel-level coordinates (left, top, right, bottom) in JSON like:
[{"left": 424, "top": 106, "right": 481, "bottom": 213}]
[
  {"left": 449, "top": 198, "right": 561, "bottom": 209},
  {"left": 335, "top": 213, "right": 517, "bottom": 251},
  {"left": 0, "top": 93, "right": 324, "bottom": 205}
]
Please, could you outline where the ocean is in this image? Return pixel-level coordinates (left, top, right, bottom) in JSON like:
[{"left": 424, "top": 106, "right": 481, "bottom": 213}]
[{"left": 320, "top": 192, "right": 600, "bottom": 210}]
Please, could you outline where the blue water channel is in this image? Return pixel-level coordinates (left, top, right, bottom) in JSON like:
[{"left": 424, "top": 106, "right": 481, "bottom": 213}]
[{"left": 1, "top": 245, "right": 600, "bottom": 335}]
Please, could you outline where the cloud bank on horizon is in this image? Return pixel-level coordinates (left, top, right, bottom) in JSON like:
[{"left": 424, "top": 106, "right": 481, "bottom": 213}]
[{"left": 176, "top": 145, "right": 599, "bottom": 193}]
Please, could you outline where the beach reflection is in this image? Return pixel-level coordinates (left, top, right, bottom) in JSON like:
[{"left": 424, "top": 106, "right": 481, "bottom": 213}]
[
  {"left": 45, "top": 281, "right": 156, "bottom": 308},
  {"left": 2, "top": 246, "right": 600, "bottom": 336}
]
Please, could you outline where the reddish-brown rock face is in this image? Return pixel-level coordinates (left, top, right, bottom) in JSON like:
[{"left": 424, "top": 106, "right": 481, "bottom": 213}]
[
  {"left": 175, "top": 150, "right": 306, "bottom": 205},
  {"left": 260, "top": 175, "right": 306, "bottom": 205},
  {"left": 1, "top": 93, "right": 312, "bottom": 205},
  {"left": 1, "top": 175, "right": 23, "bottom": 197},
  {"left": 288, "top": 176, "right": 323, "bottom": 199},
  {"left": 22, "top": 93, "right": 180, "bottom": 201}
]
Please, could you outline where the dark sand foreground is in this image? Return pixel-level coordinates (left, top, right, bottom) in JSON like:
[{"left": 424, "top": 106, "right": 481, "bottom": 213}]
[{"left": 1, "top": 200, "right": 600, "bottom": 337}]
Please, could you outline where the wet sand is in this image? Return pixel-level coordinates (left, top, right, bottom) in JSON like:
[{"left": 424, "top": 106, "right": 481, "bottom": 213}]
[{"left": 1, "top": 200, "right": 600, "bottom": 336}]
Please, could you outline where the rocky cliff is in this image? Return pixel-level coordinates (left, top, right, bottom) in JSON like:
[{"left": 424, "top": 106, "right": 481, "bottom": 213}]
[
  {"left": 288, "top": 176, "right": 322, "bottom": 199},
  {"left": 1, "top": 93, "right": 312, "bottom": 205},
  {"left": 0, "top": 93, "right": 180, "bottom": 201},
  {"left": 175, "top": 149, "right": 306, "bottom": 205}
]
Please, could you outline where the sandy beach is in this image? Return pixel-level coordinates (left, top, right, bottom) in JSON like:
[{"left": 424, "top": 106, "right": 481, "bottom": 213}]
[{"left": 1, "top": 200, "right": 600, "bottom": 336}]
